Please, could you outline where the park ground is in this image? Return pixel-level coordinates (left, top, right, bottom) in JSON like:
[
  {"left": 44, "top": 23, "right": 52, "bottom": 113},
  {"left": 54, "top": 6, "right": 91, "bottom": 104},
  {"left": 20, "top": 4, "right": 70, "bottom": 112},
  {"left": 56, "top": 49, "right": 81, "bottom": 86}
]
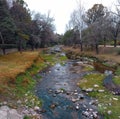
[{"left": 0, "top": 46, "right": 120, "bottom": 118}]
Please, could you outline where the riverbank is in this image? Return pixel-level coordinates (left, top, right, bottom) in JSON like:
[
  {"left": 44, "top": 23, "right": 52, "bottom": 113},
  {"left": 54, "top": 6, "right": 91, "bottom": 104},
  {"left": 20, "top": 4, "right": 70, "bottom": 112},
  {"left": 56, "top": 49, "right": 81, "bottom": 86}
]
[
  {"left": 0, "top": 48, "right": 67, "bottom": 119},
  {"left": 63, "top": 46, "right": 120, "bottom": 119}
]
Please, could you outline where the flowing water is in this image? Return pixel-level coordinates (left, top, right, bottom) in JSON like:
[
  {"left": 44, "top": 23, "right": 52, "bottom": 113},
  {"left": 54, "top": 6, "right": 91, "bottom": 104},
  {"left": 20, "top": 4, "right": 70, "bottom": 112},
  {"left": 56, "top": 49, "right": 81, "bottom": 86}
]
[{"left": 35, "top": 60, "right": 101, "bottom": 119}]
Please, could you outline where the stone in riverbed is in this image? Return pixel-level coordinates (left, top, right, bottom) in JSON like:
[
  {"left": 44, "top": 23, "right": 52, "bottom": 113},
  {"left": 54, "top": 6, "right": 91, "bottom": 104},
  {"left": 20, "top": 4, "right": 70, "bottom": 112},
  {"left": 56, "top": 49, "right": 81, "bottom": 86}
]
[
  {"left": 92, "top": 111, "right": 98, "bottom": 118},
  {"left": 89, "top": 100, "right": 98, "bottom": 105},
  {"left": 53, "top": 94, "right": 57, "bottom": 97},
  {"left": 50, "top": 104, "right": 56, "bottom": 109},
  {"left": 75, "top": 105, "right": 80, "bottom": 110},
  {"left": 71, "top": 98, "right": 78, "bottom": 103},
  {"left": 78, "top": 94, "right": 84, "bottom": 99},
  {"left": 55, "top": 90, "right": 61, "bottom": 94},
  {"left": 82, "top": 111, "right": 89, "bottom": 117},
  {"left": 34, "top": 106, "right": 40, "bottom": 111}
]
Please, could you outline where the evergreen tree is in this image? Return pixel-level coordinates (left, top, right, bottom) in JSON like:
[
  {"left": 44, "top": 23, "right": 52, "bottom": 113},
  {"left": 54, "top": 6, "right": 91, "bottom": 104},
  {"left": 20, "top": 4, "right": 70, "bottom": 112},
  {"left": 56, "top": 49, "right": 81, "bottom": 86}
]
[{"left": 0, "top": 0, "right": 16, "bottom": 54}]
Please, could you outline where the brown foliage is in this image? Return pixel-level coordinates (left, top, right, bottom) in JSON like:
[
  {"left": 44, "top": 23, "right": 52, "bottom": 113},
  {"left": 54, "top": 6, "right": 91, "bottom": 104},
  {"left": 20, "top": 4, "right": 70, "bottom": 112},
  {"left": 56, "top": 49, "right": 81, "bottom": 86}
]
[{"left": 93, "top": 62, "right": 116, "bottom": 73}]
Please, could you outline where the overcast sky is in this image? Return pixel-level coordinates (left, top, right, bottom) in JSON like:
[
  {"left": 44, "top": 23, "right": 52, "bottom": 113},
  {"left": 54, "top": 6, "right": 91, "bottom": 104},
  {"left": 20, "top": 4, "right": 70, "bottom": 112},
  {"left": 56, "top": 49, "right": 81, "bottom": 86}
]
[{"left": 24, "top": 0, "right": 116, "bottom": 34}]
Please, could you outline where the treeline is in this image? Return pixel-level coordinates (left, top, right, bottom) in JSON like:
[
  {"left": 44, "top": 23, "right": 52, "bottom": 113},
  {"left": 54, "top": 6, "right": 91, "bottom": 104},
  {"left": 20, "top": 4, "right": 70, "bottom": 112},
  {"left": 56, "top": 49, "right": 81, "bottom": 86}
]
[
  {"left": 0, "top": 0, "right": 59, "bottom": 54},
  {"left": 63, "top": 3, "right": 120, "bottom": 54}
]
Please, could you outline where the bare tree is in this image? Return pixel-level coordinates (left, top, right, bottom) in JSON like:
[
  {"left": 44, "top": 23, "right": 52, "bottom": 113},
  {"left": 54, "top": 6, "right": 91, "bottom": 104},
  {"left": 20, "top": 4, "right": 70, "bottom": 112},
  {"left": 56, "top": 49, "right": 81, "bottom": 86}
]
[
  {"left": 109, "top": 0, "right": 120, "bottom": 47},
  {"left": 69, "top": 0, "right": 85, "bottom": 51},
  {"left": 33, "top": 11, "right": 55, "bottom": 48}
]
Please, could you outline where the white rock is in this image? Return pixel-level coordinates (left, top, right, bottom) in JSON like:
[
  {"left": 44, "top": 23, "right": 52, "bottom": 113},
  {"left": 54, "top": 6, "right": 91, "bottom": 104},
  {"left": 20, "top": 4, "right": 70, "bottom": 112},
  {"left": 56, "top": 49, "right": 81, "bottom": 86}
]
[
  {"left": 0, "top": 110, "right": 7, "bottom": 119},
  {"left": 93, "top": 112, "right": 98, "bottom": 118},
  {"left": 107, "top": 110, "right": 112, "bottom": 115},
  {"left": 17, "top": 100, "right": 22, "bottom": 104},
  {"left": 86, "top": 88, "right": 93, "bottom": 92},
  {"left": 71, "top": 98, "right": 77, "bottom": 103},
  {"left": 94, "top": 84, "right": 99, "bottom": 88},
  {"left": 8, "top": 109, "right": 23, "bottom": 119},
  {"left": 3, "top": 102, "right": 7, "bottom": 105},
  {"left": 75, "top": 105, "right": 79, "bottom": 110},
  {"left": 34, "top": 106, "right": 40, "bottom": 111},
  {"left": 113, "top": 97, "right": 118, "bottom": 101},
  {"left": 0, "top": 106, "right": 9, "bottom": 111},
  {"left": 98, "top": 90, "right": 105, "bottom": 93}
]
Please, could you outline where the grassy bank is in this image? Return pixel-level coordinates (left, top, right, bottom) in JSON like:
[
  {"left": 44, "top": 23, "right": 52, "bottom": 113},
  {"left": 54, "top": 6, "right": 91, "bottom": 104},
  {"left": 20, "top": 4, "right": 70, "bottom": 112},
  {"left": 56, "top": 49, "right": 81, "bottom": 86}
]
[
  {"left": 63, "top": 46, "right": 120, "bottom": 64},
  {"left": 79, "top": 73, "right": 120, "bottom": 119},
  {"left": 0, "top": 50, "right": 67, "bottom": 109},
  {"left": 64, "top": 46, "right": 120, "bottom": 118}
]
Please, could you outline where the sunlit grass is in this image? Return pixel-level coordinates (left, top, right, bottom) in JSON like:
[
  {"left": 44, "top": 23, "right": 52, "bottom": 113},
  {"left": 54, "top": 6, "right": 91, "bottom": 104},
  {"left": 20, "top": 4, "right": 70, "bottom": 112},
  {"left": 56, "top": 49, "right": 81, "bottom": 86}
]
[{"left": 0, "top": 51, "right": 39, "bottom": 80}]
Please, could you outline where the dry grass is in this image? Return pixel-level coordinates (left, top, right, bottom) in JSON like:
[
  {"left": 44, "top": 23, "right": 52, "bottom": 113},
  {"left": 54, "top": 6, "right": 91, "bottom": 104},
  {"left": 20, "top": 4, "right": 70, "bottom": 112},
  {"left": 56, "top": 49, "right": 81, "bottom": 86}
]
[
  {"left": 63, "top": 46, "right": 120, "bottom": 64},
  {"left": 0, "top": 51, "right": 39, "bottom": 86}
]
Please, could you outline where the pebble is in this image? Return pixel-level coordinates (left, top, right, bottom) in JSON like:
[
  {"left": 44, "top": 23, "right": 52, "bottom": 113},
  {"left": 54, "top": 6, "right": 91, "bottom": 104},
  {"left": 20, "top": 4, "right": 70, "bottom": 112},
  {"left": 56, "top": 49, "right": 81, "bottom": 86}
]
[
  {"left": 86, "top": 88, "right": 93, "bottom": 92},
  {"left": 71, "top": 98, "right": 77, "bottom": 103},
  {"left": 78, "top": 94, "right": 84, "bottom": 99},
  {"left": 34, "top": 106, "right": 40, "bottom": 111},
  {"left": 50, "top": 104, "right": 56, "bottom": 109},
  {"left": 94, "top": 84, "right": 99, "bottom": 88},
  {"left": 17, "top": 100, "right": 22, "bottom": 104},
  {"left": 53, "top": 94, "right": 57, "bottom": 97},
  {"left": 98, "top": 90, "right": 105, "bottom": 93},
  {"left": 75, "top": 105, "right": 79, "bottom": 110},
  {"left": 107, "top": 110, "right": 112, "bottom": 115},
  {"left": 3, "top": 102, "right": 7, "bottom": 105}
]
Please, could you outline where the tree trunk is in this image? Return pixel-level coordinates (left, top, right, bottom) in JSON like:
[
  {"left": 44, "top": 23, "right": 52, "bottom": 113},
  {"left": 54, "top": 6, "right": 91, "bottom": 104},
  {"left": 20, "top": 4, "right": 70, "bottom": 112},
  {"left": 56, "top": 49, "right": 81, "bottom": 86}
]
[
  {"left": 103, "top": 37, "right": 106, "bottom": 47},
  {"left": 114, "top": 38, "right": 117, "bottom": 47},
  {"left": 18, "top": 39, "right": 22, "bottom": 54},
  {"left": 31, "top": 45, "right": 34, "bottom": 51},
  {"left": 80, "top": 42, "right": 83, "bottom": 52},
  {"left": 0, "top": 32, "right": 6, "bottom": 55},
  {"left": 95, "top": 44, "right": 99, "bottom": 54},
  {"left": 2, "top": 48, "right": 6, "bottom": 55}
]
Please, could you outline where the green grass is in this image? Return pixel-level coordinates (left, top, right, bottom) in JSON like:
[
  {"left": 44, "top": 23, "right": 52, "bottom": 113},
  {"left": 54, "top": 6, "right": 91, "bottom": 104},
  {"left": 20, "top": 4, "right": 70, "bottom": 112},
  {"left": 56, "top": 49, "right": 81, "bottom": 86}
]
[
  {"left": 0, "top": 49, "right": 68, "bottom": 110},
  {"left": 113, "top": 76, "right": 120, "bottom": 85},
  {"left": 14, "top": 51, "right": 68, "bottom": 107},
  {"left": 83, "top": 65, "right": 94, "bottom": 71},
  {"left": 79, "top": 73, "right": 120, "bottom": 119}
]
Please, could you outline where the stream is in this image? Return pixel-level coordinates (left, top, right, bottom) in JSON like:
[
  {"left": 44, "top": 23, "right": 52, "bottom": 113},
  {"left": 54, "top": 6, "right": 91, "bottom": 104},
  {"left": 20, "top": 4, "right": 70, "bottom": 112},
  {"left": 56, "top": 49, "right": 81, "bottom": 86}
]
[{"left": 35, "top": 60, "right": 102, "bottom": 119}]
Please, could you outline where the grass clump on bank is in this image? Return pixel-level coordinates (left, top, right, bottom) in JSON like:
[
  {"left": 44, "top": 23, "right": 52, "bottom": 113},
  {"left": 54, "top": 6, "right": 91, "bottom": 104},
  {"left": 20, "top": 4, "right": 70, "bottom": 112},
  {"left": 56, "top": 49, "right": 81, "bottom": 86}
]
[
  {"left": 0, "top": 50, "right": 68, "bottom": 109},
  {"left": 79, "top": 73, "right": 120, "bottom": 119},
  {"left": 0, "top": 51, "right": 39, "bottom": 94}
]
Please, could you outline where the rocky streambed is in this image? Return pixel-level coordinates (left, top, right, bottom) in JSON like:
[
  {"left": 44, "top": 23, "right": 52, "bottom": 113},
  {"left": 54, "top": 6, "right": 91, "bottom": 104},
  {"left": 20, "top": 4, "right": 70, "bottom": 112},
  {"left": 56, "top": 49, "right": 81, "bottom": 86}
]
[{"left": 35, "top": 60, "right": 102, "bottom": 119}]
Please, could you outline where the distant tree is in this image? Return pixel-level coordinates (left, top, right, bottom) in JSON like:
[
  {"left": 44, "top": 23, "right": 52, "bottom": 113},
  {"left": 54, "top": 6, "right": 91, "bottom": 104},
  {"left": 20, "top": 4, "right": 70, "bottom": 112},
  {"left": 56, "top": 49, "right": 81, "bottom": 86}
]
[
  {"left": 84, "top": 4, "right": 108, "bottom": 54},
  {"left": 108, "top": 1, "right": 120, "bottom": 47},
  {"left": 33, "top": 12, "right": 55, "bottom": 48},
  {"left": 62, "top": 29, "right": 79, "bottom": 46},
  {"left": 0, "top": 0, "right": 16, "bottom": 54},
  {"left": 69, "top": 0, "right": 85, "bottom": 51},
  {"left": 84, "top": 4, "right": 107, "bottom": 25}
]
